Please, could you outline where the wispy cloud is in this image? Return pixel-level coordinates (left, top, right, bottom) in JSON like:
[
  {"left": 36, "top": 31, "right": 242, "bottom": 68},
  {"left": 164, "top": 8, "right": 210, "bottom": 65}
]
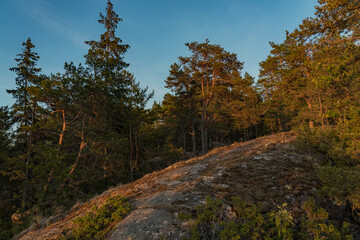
[{"left": 14, "top": 0, "right": 88, "bottom": 49}]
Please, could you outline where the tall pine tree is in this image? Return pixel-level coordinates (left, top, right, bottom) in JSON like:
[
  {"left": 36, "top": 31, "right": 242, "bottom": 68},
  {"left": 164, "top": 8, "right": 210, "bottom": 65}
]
[
  {"left": 166, "top": 40, "right": 244, "bottom": 154},
  {"left": 7, "top": 38, "right": 41, "bottom": 209}
]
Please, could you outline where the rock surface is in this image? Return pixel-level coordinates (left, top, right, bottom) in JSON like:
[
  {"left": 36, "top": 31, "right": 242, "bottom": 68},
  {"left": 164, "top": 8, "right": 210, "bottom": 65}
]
[{"left": 15, "top": 132, "right": 324, "bottom": 240}]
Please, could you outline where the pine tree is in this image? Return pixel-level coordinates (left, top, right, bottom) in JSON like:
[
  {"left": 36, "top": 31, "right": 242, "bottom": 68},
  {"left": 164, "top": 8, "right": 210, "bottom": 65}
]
[
  {"left": 7, "top": 38, "right": 41, "bottom": 133},
  {"left": 166, "top": 40, "right": 244, "bottom": 154},
  {"left": 56, "top": 0, "right": 152, "bottom": 188},
  {"left": 258, "top": 0, "right": 360, "bottom": 215},
  {"left": 220, "top": 73, "right": 261, "bottom": 140},
  {"left": 85, "top": 0, "right": 129, "bottom": 79},
  {"left": 164, "top": 62, "right": 199, "bottom": 155},
  {"left": 7, "top": 37, "right": 41, "bottom": 209}
]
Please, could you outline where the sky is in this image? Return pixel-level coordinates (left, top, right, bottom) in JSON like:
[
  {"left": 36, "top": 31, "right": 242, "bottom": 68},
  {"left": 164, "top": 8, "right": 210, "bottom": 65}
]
[{"left": 0, "top": 0, "right": 317, "bottom": 107}]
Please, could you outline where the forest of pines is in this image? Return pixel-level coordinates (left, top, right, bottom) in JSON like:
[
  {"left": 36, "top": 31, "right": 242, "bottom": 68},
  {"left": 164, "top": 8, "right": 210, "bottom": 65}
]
[{"left": 0, "top": 0, "right": 359, "bottom": 239}]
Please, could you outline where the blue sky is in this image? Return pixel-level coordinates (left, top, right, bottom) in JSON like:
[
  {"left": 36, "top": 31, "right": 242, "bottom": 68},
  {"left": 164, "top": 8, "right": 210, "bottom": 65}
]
[{"left": 0, "top": 0, "right": 317, "bottom": 107}]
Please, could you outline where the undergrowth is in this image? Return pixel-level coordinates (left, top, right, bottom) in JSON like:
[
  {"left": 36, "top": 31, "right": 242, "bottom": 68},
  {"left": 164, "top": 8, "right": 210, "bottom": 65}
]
[
  {"left": 297, "top": 126, "right": 360, "bottom": 221},
  {"left": 60, "top": 195, "right": 130, "bottom": 240},
  {"left": 181, "top": 196, "right": 353, "bottom": 240}
]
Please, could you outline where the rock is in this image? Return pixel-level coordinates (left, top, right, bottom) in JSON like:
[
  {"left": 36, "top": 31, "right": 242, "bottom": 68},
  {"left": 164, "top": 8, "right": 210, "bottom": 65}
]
[
  {"left": 108, "top": 208, "right": 178, "bottom": 240},
  {"left": 15, "top": 132, "right": 321, "bottom": 240},
  {"left": 254, "top": 190, "right": 267, "bottom": 201}
]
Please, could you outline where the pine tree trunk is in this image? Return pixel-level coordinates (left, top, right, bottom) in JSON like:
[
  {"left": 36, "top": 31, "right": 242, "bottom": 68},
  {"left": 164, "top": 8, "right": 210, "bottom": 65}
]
[
  {"left": 191, "top": 121, "right": 196, "bottom": 156},
  {"left": 318, "top": 96, "right": 325, "bottom": 129},
  {"left": 304, "top": 96, "right": 314, "bottom": 130},
  {"left": 209, "top": 133, "right": 211, "bottom": 150},
  {"left": 201, "top": 109, "right": 208, "bottom": 154},
  {"left": 134, "top": 129, "right": 139, "bottom": 175},
  {"left": 308, "top": 103, "right": 314, "bottom": 130},
  {"left": 59, "top": 110, "right": 66, "bottom": 145},
  {"left": 60, "top": 116, "right": 86, "bottom": 189},
  {"left": 183, "top": 130, "right": 186, "bottom": 153},
  {"left": 129, "top": 123, "right": 134, "bottom": 182},
  {"left": 22, "top": 132, "right": 33, "bottom": 209},
  {"left": 22, "top": 102, "right": 36, "bottom": 209},
  {"left": 277, "top": 115, "right": 283, "bottom": 132}
]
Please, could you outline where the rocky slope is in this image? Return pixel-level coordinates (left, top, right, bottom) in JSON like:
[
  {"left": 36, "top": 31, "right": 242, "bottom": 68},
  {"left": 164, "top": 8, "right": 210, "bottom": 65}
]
[{"left": 15, "top": 132, "right": 325, "bottom": 240}]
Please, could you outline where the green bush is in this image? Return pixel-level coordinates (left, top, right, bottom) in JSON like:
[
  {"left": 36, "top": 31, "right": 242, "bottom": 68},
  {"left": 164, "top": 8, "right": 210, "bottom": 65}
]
[
  {"left": 60, "top": 196, "right": 130, "bottom": 240},
  {"left": 269, "top": 203, "right": 294, "bottom": 240},
  {"left": 181, "top": 197, "right": 352, "bottom": 240},
  {"left": 316, "top": 166, "right": 360, "bottom": 216},
  {"left": 297, "top": 126, "right": 359, "bottom": 166},
  {"left": 221, "top": 197, "right": 267, "bottom": 240},
  {"left": 300, "top": 198, "right": 352, "bottom": 240},
  {"left": 297, "top": 126, "right": 360, "bottom": 218}
]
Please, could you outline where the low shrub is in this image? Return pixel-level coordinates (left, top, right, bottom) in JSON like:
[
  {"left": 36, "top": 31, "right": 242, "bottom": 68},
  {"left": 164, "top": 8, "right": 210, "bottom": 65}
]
[
  {"left": 60, "top": 195, "right": 130, "bottom": 240},
  {"left": 181, "top": 197, "right": 352, "bottom": 240},
  {"left": 297, "top": 126, "right": 360, "bottom": 218}
]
